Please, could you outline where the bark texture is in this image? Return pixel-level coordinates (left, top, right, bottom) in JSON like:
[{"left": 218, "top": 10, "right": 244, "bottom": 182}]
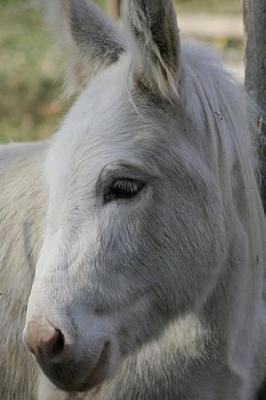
[
  {"left": 244, "top": 0, "right": 266, "bottom": 211},
  {"left": 244, "top": 0, "right": 266, "bottom": 127}
]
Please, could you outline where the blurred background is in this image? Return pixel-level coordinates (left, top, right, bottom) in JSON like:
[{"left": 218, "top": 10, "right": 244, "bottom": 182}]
[{"left": 0, "top": 0, "right": 243, "bottom": 143}]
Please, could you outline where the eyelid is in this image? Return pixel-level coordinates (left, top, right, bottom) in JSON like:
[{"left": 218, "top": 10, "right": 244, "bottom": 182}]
[
  {"left": 103, "top": 178, "right": 145, "bottom": 204},
  {"left": 111, "top": 178, "right": 146, "bottom": 196},
  {"left": 96, "top": 161, "right": 158, "bottom": 202},
  {"left": 100, "top": 161, "right": 160, "bottom": 183},
  {"left": 111, "top": 177, "right": 144, "bottom": 188}
]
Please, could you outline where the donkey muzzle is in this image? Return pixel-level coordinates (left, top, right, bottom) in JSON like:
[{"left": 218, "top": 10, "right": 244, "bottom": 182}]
[{"left": 23, "top": 317, "right": 112, "bottom": 392}]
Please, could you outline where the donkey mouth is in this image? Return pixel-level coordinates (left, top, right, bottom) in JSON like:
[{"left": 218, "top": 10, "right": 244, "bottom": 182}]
[{"left": 38, "top": 342, "right": 111, "bottom": 392}]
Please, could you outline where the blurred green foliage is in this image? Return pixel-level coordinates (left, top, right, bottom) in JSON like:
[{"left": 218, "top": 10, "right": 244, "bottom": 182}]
[
  {"left": 0, "top": 3, "right": 65, "bottom": 142},
  {"left": 0, "top": 0, "right": 241, "bottom": 143}
]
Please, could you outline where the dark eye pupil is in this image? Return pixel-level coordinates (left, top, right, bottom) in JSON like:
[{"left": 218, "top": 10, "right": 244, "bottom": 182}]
[{"left": 104, "top": 179, "right": 144, "bottom": 203}]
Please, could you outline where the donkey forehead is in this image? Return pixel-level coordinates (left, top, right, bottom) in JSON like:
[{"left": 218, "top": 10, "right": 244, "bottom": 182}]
[{"left": 46, "top": 60, "right": 178, "bottom": 190}]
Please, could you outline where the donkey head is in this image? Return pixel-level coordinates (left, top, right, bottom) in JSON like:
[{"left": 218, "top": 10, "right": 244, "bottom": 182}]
[{"left": 23, "top": 0, "right": 225, "bottom": 393}]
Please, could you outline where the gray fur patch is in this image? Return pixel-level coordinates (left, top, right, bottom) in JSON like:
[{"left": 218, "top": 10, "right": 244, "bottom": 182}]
[{"left": 69, "top": 0, "right": 125, "bottom": 65}]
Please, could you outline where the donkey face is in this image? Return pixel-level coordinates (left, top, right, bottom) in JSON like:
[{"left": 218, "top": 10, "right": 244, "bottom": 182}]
[{"left": 24, "top": 0, "right": 226, "bottom": 393}]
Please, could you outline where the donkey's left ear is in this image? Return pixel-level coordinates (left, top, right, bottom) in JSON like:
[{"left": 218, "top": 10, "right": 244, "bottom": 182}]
[
  {"left": 124, "top": 0, "right": 180, "bottom": 99},
  {"left": 42, "top": 0, "right": 125, "bottom": 97}
]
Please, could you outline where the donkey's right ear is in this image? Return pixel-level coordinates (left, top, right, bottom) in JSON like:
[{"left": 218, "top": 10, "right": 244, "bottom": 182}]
[
  {"left": 42, "top": 0, "right": 125, "bottom": 96},
  {"left": 123, "top": 0, "right": 180, "bottom": 100}
]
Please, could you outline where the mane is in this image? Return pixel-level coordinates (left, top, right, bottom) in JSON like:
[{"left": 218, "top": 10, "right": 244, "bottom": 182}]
[
  {"left": 181, "top": 40, "right": 257, "bottom": 168},
  {"left": 179, "top": 40, "right": 265, "bottom": 262}
]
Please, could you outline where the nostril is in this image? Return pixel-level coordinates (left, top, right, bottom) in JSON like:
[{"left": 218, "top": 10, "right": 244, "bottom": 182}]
[
  {"left": 47, "top": 329, "right": 65, "bottom": 360},
  {"left": 24, "top": 320, "right": 66, "bottom": 361},
  {"left": 39, "top": 327, "right": 65, "bottom": 361}
]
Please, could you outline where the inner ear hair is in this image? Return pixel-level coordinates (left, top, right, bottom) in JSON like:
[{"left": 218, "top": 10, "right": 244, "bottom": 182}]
[{"left": 123, "top": 0, "right": 180, "bottom": 100}]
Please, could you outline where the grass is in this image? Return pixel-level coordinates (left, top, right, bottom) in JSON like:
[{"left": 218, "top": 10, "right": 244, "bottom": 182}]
[
  {"left": 0, "top": 0, "right": 242, "bottom": 143},
  {"left": 0, "top": 3, "right": 65, "bottom": 142}
]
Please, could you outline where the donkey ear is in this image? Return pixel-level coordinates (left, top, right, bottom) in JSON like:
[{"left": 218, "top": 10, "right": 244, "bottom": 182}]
[
  {"left": 42, "top": 0, "right": 125, "bottom": 96},
  {"left": 124, "top": 0, "right": 180, "bottom": 99}
]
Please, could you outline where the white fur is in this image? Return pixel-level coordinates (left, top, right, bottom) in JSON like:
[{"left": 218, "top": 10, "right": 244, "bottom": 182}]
[{"left": 1, "top": 1, "right": 266, "bottom": 399}]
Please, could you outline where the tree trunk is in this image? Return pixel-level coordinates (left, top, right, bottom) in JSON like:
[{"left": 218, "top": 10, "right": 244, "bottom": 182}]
[
  {"left": 107, "top": 0, "right": 121, "bottom": 20},
  {"left": 244, "top": 0, "right": 266, "bottom": 134},
  {"left": 243, "top": 0, "right": 266, "bottom": 211}
]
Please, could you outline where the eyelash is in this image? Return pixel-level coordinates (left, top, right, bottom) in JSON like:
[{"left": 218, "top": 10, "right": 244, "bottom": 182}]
[{"left": 104, "top": 179, "right": 145, "bottom": 204}]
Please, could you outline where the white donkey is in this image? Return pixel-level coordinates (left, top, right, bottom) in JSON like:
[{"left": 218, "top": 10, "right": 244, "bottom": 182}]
[{"left": 0, "top": 1, "right": 266, "bottom": 399}]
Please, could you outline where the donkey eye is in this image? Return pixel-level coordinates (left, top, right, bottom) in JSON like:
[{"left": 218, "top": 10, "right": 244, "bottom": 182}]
[{"left": 104, "top": 179, "right": 145, "bottom": 203}]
